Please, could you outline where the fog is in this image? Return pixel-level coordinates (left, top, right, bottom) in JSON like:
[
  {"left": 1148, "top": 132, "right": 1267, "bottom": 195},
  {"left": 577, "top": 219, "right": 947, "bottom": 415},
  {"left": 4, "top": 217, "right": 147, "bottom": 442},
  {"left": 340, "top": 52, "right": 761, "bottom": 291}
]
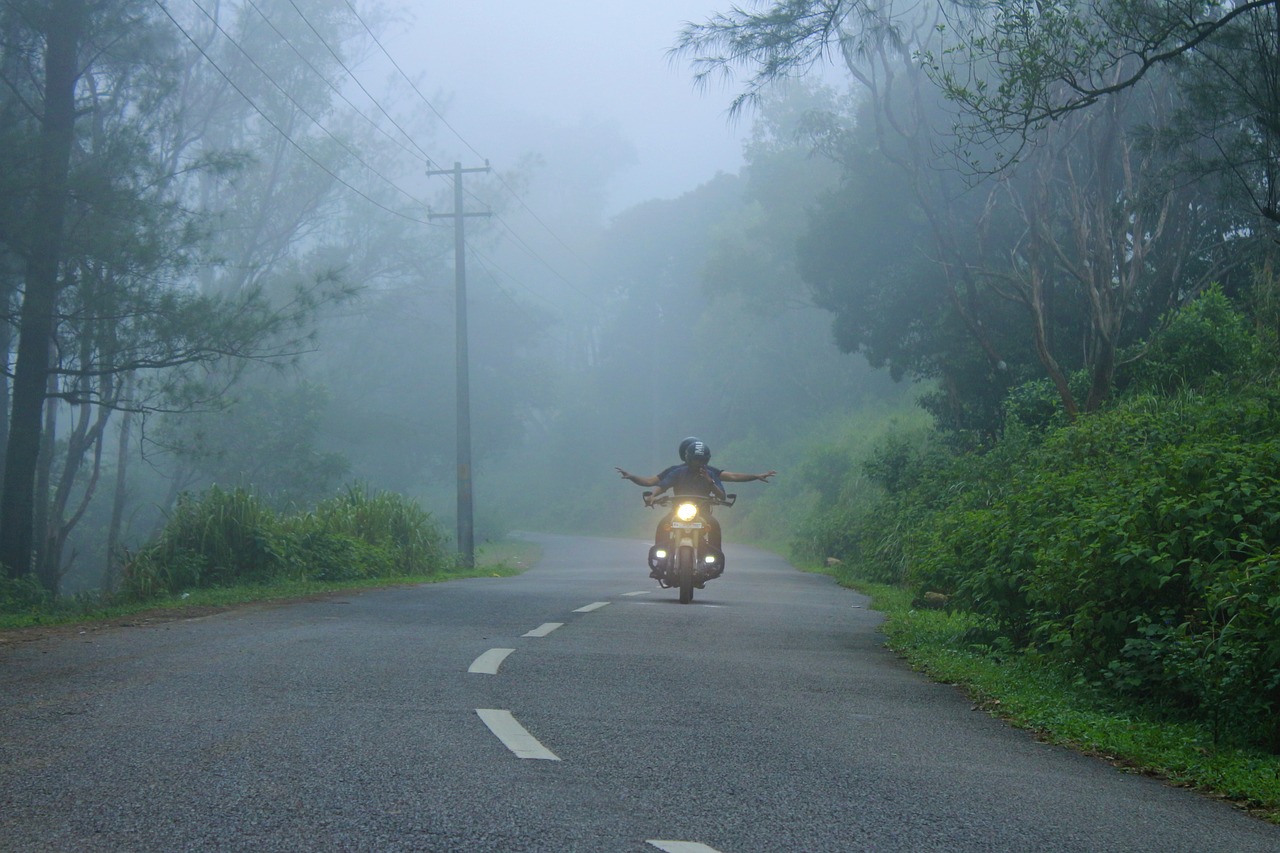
[
  {"left": 18, "top": 0, "right": 1248, "bottom": 593},
  {"left": 0, "top": 0, "right": 904, "bottom": 594},
  {"left": 399, "top": 1, "right": 749, "bottom": 215}
]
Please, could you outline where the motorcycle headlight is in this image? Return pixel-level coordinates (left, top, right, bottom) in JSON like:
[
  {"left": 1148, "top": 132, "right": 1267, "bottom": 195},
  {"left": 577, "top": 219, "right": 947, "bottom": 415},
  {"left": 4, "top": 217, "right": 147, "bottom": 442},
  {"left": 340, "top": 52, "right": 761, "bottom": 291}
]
[{"left": 676, "top": 502, "right": 698, "bottom": 522}]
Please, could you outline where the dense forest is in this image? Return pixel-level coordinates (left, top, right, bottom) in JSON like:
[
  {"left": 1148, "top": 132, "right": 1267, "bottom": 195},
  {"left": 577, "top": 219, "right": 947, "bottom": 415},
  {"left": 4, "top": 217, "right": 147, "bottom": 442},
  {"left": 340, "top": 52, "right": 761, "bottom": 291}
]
[{"left": 3, "top": 0, "right": 1280, "bottom": 755}]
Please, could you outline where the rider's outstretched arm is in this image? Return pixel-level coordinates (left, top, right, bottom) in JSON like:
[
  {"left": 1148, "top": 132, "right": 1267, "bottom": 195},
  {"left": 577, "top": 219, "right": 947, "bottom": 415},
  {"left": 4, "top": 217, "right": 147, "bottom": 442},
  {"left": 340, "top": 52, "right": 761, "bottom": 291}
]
[
  {"left": 616, "top": 467, "right": 660, "bottom": 487},
  {"left": 720, "top": 470, "right": 777, "bottom": 483}
]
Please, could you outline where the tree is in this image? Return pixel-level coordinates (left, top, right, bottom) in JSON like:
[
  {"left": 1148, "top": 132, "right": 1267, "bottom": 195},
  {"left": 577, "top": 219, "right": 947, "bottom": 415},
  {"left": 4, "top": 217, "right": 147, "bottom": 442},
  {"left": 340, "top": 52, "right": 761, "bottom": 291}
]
[
  {"left": 676, "top": 2, "right": 1035, "bottom": 435},
  {"left": 0, "top": 0, "right": 87, "bottom": 579},
  {"left": 0, "top": 0, "right": 354, "bottom": 588},
  {"left": 930, "top": 0, "right": 1280, "bottom": 228},
  {"left": 674, "top": 0, "right": 1250, "bottom": 430}
]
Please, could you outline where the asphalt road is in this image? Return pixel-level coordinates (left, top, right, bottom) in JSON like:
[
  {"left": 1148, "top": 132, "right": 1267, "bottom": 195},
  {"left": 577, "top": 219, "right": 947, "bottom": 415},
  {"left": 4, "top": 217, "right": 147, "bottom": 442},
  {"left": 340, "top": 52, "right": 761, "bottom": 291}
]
[{"left": 1, "top": 533, "right": 1277, "bottom": 852}]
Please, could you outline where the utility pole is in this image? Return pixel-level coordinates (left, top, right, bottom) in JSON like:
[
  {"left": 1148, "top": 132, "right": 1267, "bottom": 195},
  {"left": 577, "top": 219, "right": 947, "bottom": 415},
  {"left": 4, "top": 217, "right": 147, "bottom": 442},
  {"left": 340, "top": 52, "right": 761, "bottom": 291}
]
[{"left": 428, "top": 161, "right": 490, "bottom": 568}]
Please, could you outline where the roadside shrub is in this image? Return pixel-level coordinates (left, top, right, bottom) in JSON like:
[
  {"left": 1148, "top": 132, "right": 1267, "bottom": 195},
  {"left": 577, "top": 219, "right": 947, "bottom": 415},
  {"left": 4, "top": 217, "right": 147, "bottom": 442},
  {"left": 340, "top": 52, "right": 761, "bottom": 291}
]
[
  {"left": 278, "top": 527, "right": 396, "bottom": 582},
  {"left": 308, "top": 486, "right": 453, "bottom": 576},
  {"left": 800, "top": 289, "right": 1280, "bottom": 748},
  {"left": 0, "top": 575, "right": 52, "bottom": 614},
  {"left": 791, "top": 501, "right": 868, "bottom": 568},
  {"left": 905, "top": 385, "right": 1280, "bottom": 748},
  {"left": 1002, "top": 370, "right": 1092, "bottom": 432},
  {"left": 119, "top": 484, "right": 454, "bottom": 601},
  {"left": 794, "top": 427, "right": 953, "bottom": 582},
  {"left": 1121, "top": 284, "right": 1257, "bottom": 394},
  {"left": 121, "top": 487, "right": 283, "bottom": 598}
]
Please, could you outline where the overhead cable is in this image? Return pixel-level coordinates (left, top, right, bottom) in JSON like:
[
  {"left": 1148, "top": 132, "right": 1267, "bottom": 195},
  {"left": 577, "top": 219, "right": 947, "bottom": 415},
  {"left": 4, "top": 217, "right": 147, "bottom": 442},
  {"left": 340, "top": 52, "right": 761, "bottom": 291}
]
[
  {"left": 155, "top": 0, "right": 431, "bottom": 225},
  {"left": 338, "top": 0, "right": 601, "bottom": 277}
]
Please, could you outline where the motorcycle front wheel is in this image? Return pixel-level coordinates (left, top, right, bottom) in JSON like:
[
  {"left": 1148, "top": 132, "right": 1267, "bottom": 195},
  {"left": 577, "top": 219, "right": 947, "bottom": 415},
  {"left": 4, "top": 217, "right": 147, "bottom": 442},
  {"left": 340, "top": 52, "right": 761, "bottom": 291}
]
[{"left": 677, "top": 545, "right": 695, "bottom": 604}]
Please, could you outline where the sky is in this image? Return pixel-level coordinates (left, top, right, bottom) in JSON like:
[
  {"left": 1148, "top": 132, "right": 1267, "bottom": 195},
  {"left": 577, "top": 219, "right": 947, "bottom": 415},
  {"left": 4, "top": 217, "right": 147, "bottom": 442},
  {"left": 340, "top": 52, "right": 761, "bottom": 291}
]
[{"left": 393, "top": 2, "right": 753, "bottom": 215}]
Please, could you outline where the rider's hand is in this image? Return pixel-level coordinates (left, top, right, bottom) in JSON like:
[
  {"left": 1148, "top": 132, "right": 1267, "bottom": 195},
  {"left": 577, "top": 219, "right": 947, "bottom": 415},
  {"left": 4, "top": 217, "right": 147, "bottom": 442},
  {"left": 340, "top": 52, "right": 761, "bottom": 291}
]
[
  {"left": 616, "top": 467, "right": 632, "bottom": 479},
  {"left": 759, "top": 470, "right": 778, "bottom": 483}
]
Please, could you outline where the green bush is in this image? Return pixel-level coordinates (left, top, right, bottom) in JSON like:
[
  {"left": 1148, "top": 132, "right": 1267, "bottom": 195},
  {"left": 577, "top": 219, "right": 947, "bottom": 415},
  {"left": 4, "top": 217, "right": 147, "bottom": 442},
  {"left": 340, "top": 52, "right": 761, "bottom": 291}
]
[
  {"left": 119, "top": 484, "right": 453, "bottom": 601},
  {"left": 278, "top": 528, "right": 396, "bottom": 582},
  {"left": 307, "top": 486, "right": 453, "bottom": 576},
  {"left": 121, "top": 487, "right": 283, "bottom": 598},
  {"left": 1002, "top": 371, "right": 1092, "bottom": 432},
  {"left": 906, "top": 386, "right": 1280, "bottom": 748},
  {"left": 0, "top": 575, "right": 52, "bottom": 613},
  {"left": 1122, "top": 284, "right": 1258, "bottom": 394},
  {"left": 790, "top": 287, "right": 1280, "bottom": 749}
]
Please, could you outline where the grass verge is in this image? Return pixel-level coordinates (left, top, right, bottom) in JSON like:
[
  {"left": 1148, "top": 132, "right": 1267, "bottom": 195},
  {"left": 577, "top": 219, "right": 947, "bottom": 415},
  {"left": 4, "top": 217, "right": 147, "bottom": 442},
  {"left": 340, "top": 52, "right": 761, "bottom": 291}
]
[
  {"left": 845, "top": 578, "right": 1280, "bottom": 824},
  {"left": 0, "top": 540, "right": 540, "bottom": 633}
]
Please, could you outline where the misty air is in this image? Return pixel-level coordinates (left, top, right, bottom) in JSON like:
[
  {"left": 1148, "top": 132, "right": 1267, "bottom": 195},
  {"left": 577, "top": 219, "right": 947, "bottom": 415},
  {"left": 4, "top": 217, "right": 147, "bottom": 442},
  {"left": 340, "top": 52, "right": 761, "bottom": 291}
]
[{"left": 2, "top": 0, "right": 1280, "bottom": 849}]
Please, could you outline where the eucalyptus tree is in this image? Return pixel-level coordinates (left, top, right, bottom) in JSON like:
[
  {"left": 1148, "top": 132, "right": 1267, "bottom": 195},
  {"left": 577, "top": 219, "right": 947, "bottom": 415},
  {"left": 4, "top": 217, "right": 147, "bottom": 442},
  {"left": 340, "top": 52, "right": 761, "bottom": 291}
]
[
  {"left": 931, "top": 0, "right": 1280, "bottom": 232},
  {"left": 699, "top": 85, "right": 902, "bottom": 429},
  {"left": 674, "top": 1, "right": 1036, "bottom": 435},
  {"left": 674, "top": 0, "right": 1245, "bottom": 430}
]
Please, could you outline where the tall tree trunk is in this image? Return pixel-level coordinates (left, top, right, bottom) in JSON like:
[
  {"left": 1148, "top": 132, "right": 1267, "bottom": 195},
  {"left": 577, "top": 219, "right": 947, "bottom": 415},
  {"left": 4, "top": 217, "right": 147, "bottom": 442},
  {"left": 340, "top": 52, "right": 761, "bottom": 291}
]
[
  {"left": 44, "top": 382, "right": 113, "bottom": 592},
  {"left": 32, "top": 366, "right": 59, "bottom": 592},
  {"left": 0, "top": 315, "right": 11, "bottom": 488},
  {"left": 104, "top": 376, "right": 136, "bottom": 592},
  {"left": 0, "top": 0, "right": 84, "bottom": 579}
]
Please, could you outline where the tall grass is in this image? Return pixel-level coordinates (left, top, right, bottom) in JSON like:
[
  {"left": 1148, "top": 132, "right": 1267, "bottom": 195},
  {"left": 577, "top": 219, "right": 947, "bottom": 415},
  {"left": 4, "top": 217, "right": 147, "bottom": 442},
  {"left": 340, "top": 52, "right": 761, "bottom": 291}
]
[{"left": 120, "top": 485, "right": 454, "bottom": 600}]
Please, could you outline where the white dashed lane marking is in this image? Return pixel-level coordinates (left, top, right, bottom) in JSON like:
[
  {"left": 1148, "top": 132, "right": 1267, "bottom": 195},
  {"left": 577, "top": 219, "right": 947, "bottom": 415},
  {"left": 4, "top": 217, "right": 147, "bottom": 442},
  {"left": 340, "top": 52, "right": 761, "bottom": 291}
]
[
  {"left": 468, "top": 648, "right": 515, "bottom": 674},
  {"left": 573, "top": 601, "right": 610, "bottom": 613},
  {"left": 475, "top": 709, "right": 561, "bottom": 760},
  {"left": 522, "top": 622, "right": 564, "bottom": 637},
  {"left": 647, "top": 842, "right": 724, "bottom": 853},
  {"left": 621, "top": 590, "right": 653, "bottom": 596}
]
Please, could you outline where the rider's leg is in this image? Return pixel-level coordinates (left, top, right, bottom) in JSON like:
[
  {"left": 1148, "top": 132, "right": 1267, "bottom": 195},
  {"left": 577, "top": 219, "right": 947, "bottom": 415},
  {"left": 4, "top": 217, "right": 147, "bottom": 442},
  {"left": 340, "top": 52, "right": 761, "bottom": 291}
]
[
  {"left": 654, "top": 511, "right": 673, "bottom": 548},
  {"left": 649, "top": 512, "right": 674, "bottom": 577}
]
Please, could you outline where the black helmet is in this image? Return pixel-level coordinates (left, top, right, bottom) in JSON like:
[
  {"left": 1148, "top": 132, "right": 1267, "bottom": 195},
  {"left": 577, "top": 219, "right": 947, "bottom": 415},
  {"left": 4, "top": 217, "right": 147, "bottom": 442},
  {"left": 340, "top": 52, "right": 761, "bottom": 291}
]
[
  {"left": 678, "top": 436, "right": 702, "bottom": 461},
  {"left": 685, "top": 440, "right": 711, "bottom": 467}
]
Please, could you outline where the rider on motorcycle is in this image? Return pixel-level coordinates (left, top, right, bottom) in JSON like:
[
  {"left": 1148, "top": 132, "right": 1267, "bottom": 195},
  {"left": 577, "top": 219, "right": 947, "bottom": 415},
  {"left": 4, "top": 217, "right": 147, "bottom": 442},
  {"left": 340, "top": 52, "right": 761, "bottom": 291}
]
[
  {"left": 618, "top": 438, "right": 776, "bottom": 578},
  {"left": 646, "top": 440, "right": 726, "bottom": 505},
  {"left": 615, "top": 436, "right": 777, "bottom": 492}
]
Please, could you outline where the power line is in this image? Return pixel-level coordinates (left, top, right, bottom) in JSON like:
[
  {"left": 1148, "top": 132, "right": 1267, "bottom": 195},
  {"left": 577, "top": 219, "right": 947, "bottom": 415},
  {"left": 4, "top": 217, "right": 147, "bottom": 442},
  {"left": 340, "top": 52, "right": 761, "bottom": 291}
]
[
  {"left": 188, "top": 0, "right": 428, "bottom": 213},
  {"left": 241, "top": 0, "right": 430, "bottom": 168},
  {"left": 171, "top": 0, "right": 597, "bottom": 298},
  {"left": 470, "top": 247, "right": 565, "bottom": 316},
  {"left": 155, "top": 0, "right": 431, "bottom": 225},
  {"left": 275, "top": 0, "right": 595, "bottom": 296},
  {"left": 338, "top": 0, "right": 483, "bottom": 166},
  {"left": 338, "top": 0, "right": 601, "bottom": 277},
  {"left": 487, "top": 211, "right": 597, "bottom": 301},
  {"left": 287, "top": 0, "right": 443, "bottom": 168}
]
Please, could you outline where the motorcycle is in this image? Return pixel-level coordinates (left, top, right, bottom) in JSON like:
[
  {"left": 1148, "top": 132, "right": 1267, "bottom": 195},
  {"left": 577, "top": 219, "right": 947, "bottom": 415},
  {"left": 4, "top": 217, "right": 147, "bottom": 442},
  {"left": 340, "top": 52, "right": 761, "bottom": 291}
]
[{"left": 642, "top": 491, "right": 736, "bottom": 604}]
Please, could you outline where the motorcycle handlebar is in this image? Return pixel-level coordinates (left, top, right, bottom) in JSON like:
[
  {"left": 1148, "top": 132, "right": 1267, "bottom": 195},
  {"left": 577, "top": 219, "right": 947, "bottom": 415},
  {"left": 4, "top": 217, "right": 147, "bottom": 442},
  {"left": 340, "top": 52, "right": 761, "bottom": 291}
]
[{"left": 642, "top": 491, "right": 737, "bottom": 508}]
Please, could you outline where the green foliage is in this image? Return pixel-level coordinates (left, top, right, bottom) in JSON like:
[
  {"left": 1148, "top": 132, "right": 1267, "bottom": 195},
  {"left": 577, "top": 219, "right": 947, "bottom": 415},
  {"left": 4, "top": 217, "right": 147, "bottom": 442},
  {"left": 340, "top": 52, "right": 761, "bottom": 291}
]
[
  {"left": 121, "top": 486, "right": 282, "bottom": 599},
  {"left": 797, "top": 289, "right": 1280, "bottom": 750},
  {"left": 857, "top": 579, "right": 1280, "bottom": 818},
  {"left": 119, "top": 485, "right": 453, "bottom": 600},
  {"left": 1129, "top": 285, "right": 1259, "bottom": 392},
  {"left": 894, "top": 386, "right": 1280, "bottom": 749},
  {"left": 1002, "top": 371, "right": 1091, "bottom": 432},
  {"left": 302, "top": 486, "right": 453, "bottom": 578},
  {"left": 788, "top": 410, "right": 935, "bottom": 580},
  {"left": 0, "top": 575, "right": 52, "bottom": 614}
]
